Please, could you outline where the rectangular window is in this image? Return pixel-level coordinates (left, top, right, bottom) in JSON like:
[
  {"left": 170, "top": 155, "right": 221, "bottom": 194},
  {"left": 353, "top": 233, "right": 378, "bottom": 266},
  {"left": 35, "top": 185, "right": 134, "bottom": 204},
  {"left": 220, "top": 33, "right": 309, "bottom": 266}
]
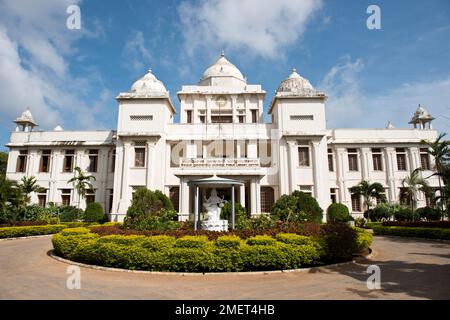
[
  {"left": 88, "top": 149, "right": 98, "bottom": 173},
  {"left": 130, "top": 115, "right": 153, "bottom": 121},
  {"left": 396, "top": 148, "right": 407, "bottom": 171},
  {"left": 251, "top": 110, "right": 257, "bottom": 123},
  {"left": 39, "top": 150, "right": 51, "bottom": 173},
  {"left": 399, "top": 187, "right": 410, "bottom": 205},
  {"left": 351, "top": 194, "right": 361, "bottom": 212},
  {"left": 348, "top": 149, "right": 359, "bottom": 171},
  {"left": 134, "top": 147, "right": 146, "bottom": 167},
  {"left": 258, "top": 140, "right": 272, "bottom": 167},
  {"left": 16, "top": 150, "right": 28, "bottom": 173},
  {"left": 420, "top": 148, "right": 430, "bottom": 170},
  {"left": 211, "top": 115, "right": 233, "bottom": 123},
  {"left": 238, "top": 115, "right": 245, "bottom": 123},
  {"left": 290, "top": 115, "right": 314, "bottom": 121},
  {"left": 37, "top": 188, "right": 47, "bottom": 208},
  {"left": 298, "top": 147, "right": 310, "bottom": 167},
  {"left": 61, "top": 189, "right": 71, "bottom": 206},
  {"left": 199, "top": 115, "right": 206, "bottom": 124},
  {"left": 186, "top": 110, "right": 192, "bottom": 124},
  {"left": 299, "top": 185, "right": 313, "bottom": 197},
  {"left": 63, "top": 150, "right": 75, "bottom": 173},
  {"left": 330, "top": 188, "right": 337, "bottom": 204},
  {"left": 85, "top": 189, "right": 96, "bottom": 206},
  {"left": 328, "top": 148, "right": 334, "bottom": 172},
  {"left": 372, "top": 148, "right": 383, "bottom": 171}
]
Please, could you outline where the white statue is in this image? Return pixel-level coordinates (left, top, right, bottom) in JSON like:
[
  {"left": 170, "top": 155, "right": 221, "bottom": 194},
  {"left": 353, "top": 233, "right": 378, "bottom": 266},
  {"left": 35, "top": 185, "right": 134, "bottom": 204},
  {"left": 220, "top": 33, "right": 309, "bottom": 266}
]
[{"left": 203, "top": 189, "right": 227, "bottom": 221}]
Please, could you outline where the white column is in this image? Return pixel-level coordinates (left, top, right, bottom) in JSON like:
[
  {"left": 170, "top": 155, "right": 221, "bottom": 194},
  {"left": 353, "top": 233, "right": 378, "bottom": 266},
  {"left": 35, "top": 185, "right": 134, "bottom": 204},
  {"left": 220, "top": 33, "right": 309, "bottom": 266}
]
[
  {"left": 312, "top": 138, "right": 330, "bottom": 215},
  {"left": 206, "top": 95, "right": 212, "bottom": 123},
  {"left": 256, "top": 179, "right": 261, "bottom": 214},
  {"left": 336, "top": 147, "right": 348, "bottom": 207},
  {"left": 250, "top": 178, "right": 257, "bottom": 214},
  {"left": 361, "top": 147, "right": 371, "bottom": 181},
  {"left": 287, "top": 140, "right": 297, "bottom": 193},
  {"left": 384, "top": 147, "right": 397, "bottom": 202},
  {"left": 111, "top": 142, "right": 124, "bottom": 217},
  {"left": 180, "top": 177, "right": 190, "bottom": 218},
  {"left": 146, "top": 141, "right": 156, "bottom": 190},
  {"left": 409, "top": 147, "right": 420, "bottom": 171},
  {"left": 117, "top": 142, "right": 131, "bottom": 213},
  {"left": 239, "top": 184, "right": 245, "bottom": 207}
]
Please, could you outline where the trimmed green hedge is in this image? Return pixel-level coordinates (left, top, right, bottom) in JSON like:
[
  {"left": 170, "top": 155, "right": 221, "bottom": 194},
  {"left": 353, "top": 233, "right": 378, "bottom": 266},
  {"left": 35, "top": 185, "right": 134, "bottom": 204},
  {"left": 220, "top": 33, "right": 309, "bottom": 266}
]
[
  {"left": 354, "top": 227, "right": 373, "bottom": 252},
  {"left": 0, "top": 222, "right": 121, "bottom": 239},
  {"left": 51, "top": 229, "right": 373, "bottom": 272},
  {"left": 0, "top": 224, "right": 67, "bottom": 239},
  {"left": 373, "top": 226, "right": 450, "bottom": 240}
]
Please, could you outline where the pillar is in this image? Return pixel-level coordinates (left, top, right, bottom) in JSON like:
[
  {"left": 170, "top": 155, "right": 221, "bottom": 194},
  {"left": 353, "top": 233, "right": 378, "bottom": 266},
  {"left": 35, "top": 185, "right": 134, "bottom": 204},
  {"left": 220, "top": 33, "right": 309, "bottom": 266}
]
[
  {"left": 146, "top": 141, "right": 156, "bottom": 190},
  {"left": 239, "top": 184, "right": 245, "bottom": 207},
  {"left": 287, "top": 140, "right": 297, "bottom": 193},
  {"left": 117, "top": 141, "right": 131, "bottom": 213},
  {"left": 250, "top": 178, "right": 257, "bottom": 214}
]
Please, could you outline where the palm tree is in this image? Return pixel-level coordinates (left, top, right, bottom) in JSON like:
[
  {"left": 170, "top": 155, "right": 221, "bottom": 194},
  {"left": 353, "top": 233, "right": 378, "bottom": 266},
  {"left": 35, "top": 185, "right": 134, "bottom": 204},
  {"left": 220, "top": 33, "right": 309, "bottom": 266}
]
[
  {"left": 19, "top": 176, "right": 41, "bottom": 204},
  {"left": 68, "top": 167, "right": 96, "bottom": 208},
  {"left": 421, "top": 133, "right": 449, "bottom": 218},
  {"left": 349, "top": 180, "right": 386, "bottom": 221},
  {"left": 401, "top": 168, "right": 430, "bottom": 215}
]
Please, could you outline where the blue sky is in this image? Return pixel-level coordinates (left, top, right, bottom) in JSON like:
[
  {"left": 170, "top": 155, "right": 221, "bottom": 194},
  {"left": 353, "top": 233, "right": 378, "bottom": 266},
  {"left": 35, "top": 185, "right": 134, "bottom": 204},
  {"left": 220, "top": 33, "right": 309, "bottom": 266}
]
[{"left": 0, "top": 0, "right": 449, "bottom": 149}]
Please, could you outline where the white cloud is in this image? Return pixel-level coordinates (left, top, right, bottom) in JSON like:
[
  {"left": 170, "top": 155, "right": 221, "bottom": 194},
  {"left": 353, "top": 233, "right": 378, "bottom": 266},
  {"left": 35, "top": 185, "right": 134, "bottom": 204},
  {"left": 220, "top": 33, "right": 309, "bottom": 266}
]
[
  {"left": 319, "top": 57, "right": 450, "bottom": 133},
  {"left": 122, "top": 31, "right": 152, "bottom": 71},
  {"left": 0, "top": 0, "right": 112, "bottom": 133},
  {"left": 177, "top": 0, "right": 323, "bottom": 59}
]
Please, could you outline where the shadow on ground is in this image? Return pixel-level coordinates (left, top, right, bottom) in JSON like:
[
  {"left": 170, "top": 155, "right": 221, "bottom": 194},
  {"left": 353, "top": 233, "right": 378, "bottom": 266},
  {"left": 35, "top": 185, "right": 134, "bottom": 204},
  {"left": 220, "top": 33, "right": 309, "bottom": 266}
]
[{"left": 330, "top": 236, "right": 450, "bottom": 300}]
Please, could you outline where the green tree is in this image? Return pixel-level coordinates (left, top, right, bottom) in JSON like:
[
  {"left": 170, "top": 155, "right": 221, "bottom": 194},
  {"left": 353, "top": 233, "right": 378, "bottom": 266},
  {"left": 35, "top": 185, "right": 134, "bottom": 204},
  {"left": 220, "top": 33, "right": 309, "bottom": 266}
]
[
  {"left": 0, "top": 151, "right": 8, "bottom": 174},
  {"left": 19, "top": 176, "right": 40, "bottom": 204},
  {"left": 401, "top": 168, "right": 430, "bottom": 214},
  {"left": 0, "top": 174, "right": 15, "bottom": 216},
  {"left": 349, "top": 180, "right": 386, "bottom": 221},
  {"left": 67, "top": 167, "right": 96, "bottom": 208},
  {"left": 421, "top": 133, "right": 449, "bottom": 218}
]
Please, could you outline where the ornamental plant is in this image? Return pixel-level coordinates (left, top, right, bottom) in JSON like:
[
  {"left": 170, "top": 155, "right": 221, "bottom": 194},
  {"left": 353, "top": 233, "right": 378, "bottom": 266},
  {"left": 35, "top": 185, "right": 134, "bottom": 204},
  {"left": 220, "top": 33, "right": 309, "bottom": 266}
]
[
  {"left": 271, "top": 191, "right": 323, "bottom": 223},
  {"left": 326, "top": 203, "right": 350, "bottom": 222},
  {"left": 84, "top": 202, "right": 106, "bottom": 223}
]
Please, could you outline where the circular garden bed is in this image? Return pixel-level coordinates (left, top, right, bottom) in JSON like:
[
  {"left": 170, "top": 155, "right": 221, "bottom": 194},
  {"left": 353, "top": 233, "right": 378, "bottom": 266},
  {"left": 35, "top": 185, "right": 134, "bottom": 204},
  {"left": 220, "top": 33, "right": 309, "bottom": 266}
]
[{"left": 51, "top": 224, "right": 372, "bottom": 273}]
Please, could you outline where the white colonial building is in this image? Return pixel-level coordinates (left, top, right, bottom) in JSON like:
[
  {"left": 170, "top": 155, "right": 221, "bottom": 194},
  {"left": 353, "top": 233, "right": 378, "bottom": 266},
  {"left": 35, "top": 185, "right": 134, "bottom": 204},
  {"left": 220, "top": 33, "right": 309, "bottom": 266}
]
[{"left": 5, "top": 53, "right": 440, "bottom": 222}]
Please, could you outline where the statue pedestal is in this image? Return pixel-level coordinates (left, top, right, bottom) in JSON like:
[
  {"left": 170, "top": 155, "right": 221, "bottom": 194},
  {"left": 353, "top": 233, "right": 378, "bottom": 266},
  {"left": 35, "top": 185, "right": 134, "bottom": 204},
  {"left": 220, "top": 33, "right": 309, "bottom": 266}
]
[{"left": 201, "top": 219, "right": 228, "bottom": 232}]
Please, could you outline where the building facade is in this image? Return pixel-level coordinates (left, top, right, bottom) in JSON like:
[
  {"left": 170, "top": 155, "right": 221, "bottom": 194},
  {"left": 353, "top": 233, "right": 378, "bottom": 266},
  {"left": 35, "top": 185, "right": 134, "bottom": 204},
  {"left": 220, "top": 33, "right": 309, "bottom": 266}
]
[{"left": 5, "top": 54, "right": 440, "bottom": 222}]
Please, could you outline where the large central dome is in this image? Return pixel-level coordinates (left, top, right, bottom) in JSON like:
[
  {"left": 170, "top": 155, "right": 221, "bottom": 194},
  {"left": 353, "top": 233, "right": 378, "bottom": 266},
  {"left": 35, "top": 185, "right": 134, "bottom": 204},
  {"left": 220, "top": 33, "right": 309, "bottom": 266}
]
[{"left": 199, "top": 52, "right": 246, "bottom": 86}]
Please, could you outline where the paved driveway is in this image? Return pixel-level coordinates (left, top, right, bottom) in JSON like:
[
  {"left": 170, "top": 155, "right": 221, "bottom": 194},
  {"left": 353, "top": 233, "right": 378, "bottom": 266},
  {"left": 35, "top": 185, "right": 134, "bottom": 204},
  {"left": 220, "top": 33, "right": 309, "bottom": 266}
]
[{"left": 0, "top": 235, "right": 449, "bottom": 300}]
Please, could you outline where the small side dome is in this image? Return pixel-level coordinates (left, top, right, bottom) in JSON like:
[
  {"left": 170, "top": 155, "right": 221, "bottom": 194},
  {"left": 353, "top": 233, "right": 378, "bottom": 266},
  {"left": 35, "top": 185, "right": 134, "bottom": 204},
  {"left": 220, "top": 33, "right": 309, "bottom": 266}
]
[
  {"left": 14, "top": 107, "right": 38, "bottom": 131},
  {"left": 199, "top": 52, "right": 246, "bottom": 85},
  {"left": 409, "top": 104, "right": 435, "bottom": 130},
  {"left": 53, "top": 125, "right": 64, "bottom": 131},
  {"left": 130, "top": 69, "right": 167, "bottom": 94},
  {"left": 277, "top": 68, "right": 319, "bottom": 95}
]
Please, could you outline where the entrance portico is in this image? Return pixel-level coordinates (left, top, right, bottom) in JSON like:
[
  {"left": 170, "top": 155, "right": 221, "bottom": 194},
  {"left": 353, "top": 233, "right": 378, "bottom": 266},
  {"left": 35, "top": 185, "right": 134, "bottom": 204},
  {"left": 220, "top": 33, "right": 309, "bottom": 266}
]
[{"left": 177, "top": 174, "right": 263, "bottom": 224}]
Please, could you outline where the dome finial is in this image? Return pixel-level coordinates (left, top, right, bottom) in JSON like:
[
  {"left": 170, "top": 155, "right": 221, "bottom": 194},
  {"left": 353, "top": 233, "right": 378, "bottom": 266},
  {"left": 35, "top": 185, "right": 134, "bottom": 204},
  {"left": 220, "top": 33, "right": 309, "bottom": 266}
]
[
  {"left": 148, "top": 68, "right": 153, "bottom": 74},
  {"left": 220, "top": 50, "right": 225, "bottom": 57},
  {"left": 292, "top": 68, "right": 297, "bottom": 73}
]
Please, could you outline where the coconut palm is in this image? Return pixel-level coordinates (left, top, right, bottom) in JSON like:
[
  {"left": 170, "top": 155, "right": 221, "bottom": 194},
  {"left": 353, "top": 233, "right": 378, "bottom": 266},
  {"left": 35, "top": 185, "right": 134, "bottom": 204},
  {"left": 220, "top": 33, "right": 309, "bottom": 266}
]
[
  {"left": 401, "top": 168, "right": 430, "bottom": 215},
  {"left": 68, "top": 167, "right": 96, "bottom": 208},
  {"left": 421, "top": 133, "right": 449, "bottom": 218},
  {"left": 19, "top": 176, "right": 41, "bottom": 204},
  {"left": 349, "top": 180, "right": 386, "bottom": 221}
]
